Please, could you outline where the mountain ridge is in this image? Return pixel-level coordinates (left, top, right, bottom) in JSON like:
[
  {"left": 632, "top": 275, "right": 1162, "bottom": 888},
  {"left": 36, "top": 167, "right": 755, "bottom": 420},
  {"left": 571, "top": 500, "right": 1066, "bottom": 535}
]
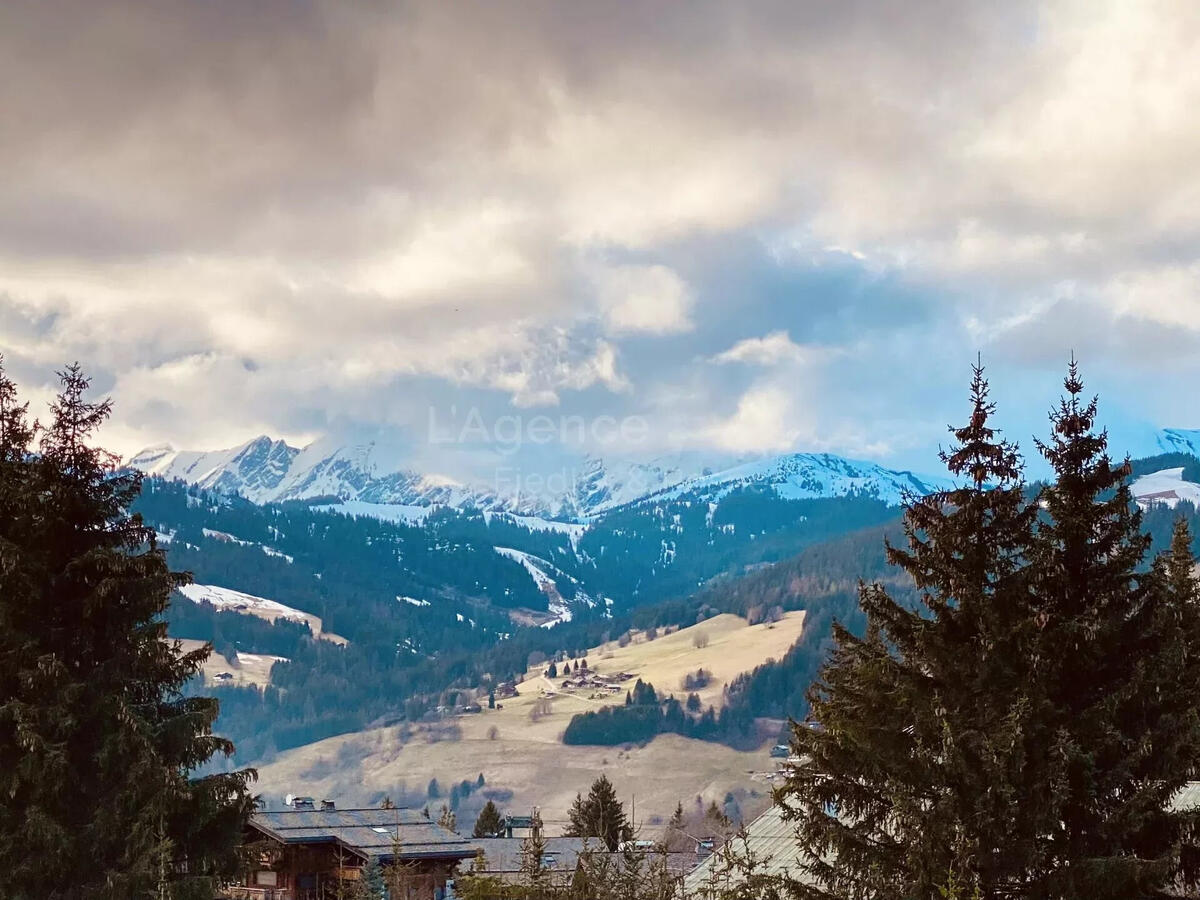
[{"left": 128, "top": 435, "right": 955, "bottom": 518}]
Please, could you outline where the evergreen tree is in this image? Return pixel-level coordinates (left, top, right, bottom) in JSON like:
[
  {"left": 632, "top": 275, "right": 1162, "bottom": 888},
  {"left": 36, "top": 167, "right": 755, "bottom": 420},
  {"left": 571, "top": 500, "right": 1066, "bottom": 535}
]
[
  {"left": 668, "top": 801, "right": 685, "bottom": 831},
  {"left": 778, "top": 362, "right": 1044, "bottom": 897},
  {"left": 473, "top": 799, "right": 504, "bottom": 838},
  {"left": 565, "top": 774, "right": 629, "bottom": 851},
  {"left": 0, "top": 363, "right": 256, "bottom": 899},
  {"left": 548, "top": 662, "right": 558, "bottom": 678},
  {"left": 362, "top": 855, "right": 385, "bottom": 900},
  {"left": 1028, "top": 361, "right": 1200, "bottom": 897}
]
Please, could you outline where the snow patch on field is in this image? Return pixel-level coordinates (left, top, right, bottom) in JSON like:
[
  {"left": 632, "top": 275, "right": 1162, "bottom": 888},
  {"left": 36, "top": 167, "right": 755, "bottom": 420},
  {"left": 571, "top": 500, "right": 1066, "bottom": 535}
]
[
  {"left": 236, "top": 652, "right": 288, "bottom": 666},
  {"left": 1132, "top": 468, "right": 1200, "bottom": 509},
  {"left": 179, "top": 583, "right": 312, "bottom": 624}
]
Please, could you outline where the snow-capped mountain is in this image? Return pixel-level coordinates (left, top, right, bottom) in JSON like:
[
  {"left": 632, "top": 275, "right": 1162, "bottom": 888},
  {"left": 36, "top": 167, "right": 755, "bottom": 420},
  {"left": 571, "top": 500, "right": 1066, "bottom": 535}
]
[
  {"left": 1157, "top": 428, "right": 1200, "bottom": 457},
  {"left": 129, "top": 438, "right": 300, "bottom": 500},
  {"left": 129, "top": 435, "right": 954, "bottom": 519},
  {"left": 563, "top": 450, "right": 753, "bottom": 516},
  {"left": 638, "top": 452, "right": 955, "bottom": 507},
  {"left": 130, "top": 435, "right": 508, "bottom": 510}
]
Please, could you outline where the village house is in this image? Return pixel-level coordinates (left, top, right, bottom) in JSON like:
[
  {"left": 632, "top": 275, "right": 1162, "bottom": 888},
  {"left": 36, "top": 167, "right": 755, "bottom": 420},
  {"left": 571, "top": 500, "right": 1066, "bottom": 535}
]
[{"left": 226, "top": 806, "right": 477, "bottom": 900}]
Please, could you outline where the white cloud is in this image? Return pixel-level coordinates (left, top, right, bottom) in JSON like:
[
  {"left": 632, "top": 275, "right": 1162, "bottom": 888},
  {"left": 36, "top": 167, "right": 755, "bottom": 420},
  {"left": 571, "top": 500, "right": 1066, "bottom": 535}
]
[
  {"left": 699, "top": 385, "right": 803, "bottom": 453},
  {"left": 592, "top": 264, "right": 694, "bottom": 335},
  {"left": 710, "top": 331, "right": 818, "bottom": 366}
]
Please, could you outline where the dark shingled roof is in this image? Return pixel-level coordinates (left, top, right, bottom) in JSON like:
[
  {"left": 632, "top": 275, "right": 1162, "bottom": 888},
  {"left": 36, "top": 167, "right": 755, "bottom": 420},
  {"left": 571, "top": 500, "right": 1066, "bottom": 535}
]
[
  {"left": 469, "top": 837, "right": 588, "bottom": 874},
  {"left": 249, "top": 808, "right": 477, "bottom": 862}
]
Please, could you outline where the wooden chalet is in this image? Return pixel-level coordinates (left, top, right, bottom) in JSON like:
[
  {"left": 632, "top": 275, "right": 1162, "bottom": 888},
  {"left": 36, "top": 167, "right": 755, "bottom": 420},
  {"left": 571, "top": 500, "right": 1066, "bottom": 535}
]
[{"left": 227, "top": 807, "right": 477, "bottom": 900}]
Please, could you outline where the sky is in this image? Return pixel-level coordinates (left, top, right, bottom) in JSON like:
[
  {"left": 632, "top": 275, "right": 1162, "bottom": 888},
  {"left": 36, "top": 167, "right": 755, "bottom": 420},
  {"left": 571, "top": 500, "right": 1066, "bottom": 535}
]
[{"left": 2, "top": 0, "right": 1199, "bottom": 481}]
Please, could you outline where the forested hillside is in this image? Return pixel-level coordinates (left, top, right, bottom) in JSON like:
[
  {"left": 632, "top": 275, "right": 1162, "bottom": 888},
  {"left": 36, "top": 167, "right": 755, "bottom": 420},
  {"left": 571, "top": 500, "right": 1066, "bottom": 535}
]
[
  {"left": 144, "top": 449, "right": 1200, "bottom": 763},
  {"left": 138, "top": 474, "right": 903, "bottom": 760}
]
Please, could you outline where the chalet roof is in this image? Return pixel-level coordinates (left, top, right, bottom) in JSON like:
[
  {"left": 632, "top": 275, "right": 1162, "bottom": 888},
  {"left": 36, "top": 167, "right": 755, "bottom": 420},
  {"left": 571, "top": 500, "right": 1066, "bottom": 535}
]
[
  {"left": 683, "top": 805, "right": 811, "bottom": 895},
  {"left": 1171, "top": 781, "right": 1200, "bottom": 812},
  {"left": 249, "top": 808, "right": 477, "bottom": 863},
  {"left": 469, "top": 837, "right": 588, "bottom": 874}
]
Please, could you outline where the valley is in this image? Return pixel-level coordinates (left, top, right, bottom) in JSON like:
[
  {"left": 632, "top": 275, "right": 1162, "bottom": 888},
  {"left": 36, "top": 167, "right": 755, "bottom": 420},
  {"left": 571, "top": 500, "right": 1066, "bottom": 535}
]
[
  {"left": 139, "top": 436, "right": 1200, "bottom": 832},
  {"left": 252, "top": 612, "right": 806, "bottom": 827}
]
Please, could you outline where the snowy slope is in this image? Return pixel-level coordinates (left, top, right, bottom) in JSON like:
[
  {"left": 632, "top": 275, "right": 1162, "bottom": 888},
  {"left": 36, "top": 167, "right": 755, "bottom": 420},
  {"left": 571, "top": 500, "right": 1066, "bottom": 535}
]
[
  {"left": 639, "top": 452, "right": 954, "bottom": 508},
  {"left": 493, "top": 546, "right": 603, "bottom": 628},
  {"left": 562, "top": 451, "right": 752, "bottom": 516},
  {"left": 1131, "top": 467, "right": 1200, "bottom": 509},
  {"left": 1157, "top": 429, "right": 1200, "bottom": 457},
  {"left": 178, "top": 583, "right": 312, "bottom": 625},
  {"left": 177, "top": 583, "right": 345, "bottom": 644}
]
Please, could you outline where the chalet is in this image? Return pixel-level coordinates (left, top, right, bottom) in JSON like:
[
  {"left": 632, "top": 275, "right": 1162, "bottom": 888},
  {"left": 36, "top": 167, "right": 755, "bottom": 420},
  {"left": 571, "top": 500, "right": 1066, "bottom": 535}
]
[
  {"left": 494, "top": 681, "right": 519, "bottom": 700},
  {"left": 228, "top": 807, "right": 477, "bottom": 900}
]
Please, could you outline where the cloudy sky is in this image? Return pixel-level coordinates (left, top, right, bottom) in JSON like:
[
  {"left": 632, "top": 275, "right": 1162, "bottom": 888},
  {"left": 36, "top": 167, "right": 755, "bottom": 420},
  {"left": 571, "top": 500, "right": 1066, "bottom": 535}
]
[{"left": 2, "top": 0, "right": 1199, "bottom": 478}]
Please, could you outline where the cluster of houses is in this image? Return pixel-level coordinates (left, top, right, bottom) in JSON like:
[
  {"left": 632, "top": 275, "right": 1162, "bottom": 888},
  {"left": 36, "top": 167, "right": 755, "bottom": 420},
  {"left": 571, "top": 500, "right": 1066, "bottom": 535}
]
[
  {"left": 221, "top": 795, "right": 756, "bottom": 900},
  {"left": 552, "top": 668, "right": 637, "bottom": 696},
  {"left": 221, "top": 785, "right": 1200, "bottom": 899}
]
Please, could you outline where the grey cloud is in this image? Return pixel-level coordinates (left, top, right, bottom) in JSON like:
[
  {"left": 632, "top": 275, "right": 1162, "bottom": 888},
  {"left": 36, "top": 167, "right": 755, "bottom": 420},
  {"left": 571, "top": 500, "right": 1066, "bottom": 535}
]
[{"left": 0, "top": 0, "right": 1196, "bottom": 462}]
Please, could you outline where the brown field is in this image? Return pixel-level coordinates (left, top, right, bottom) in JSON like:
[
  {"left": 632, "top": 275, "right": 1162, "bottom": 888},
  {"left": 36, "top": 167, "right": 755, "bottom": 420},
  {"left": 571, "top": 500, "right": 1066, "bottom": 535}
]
[
  {"left": 252, "top": 611, "right": 805, "bottom": 830},
  {"left": 176, "top": 638, "right": 284, "bottom": 688}
]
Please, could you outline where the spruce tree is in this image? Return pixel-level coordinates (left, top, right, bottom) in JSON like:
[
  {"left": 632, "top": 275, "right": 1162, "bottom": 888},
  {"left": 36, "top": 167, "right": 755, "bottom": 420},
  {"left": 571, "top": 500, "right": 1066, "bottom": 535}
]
[
  {"left": 778, "top": 362, "right": 1044, "bottom": 897},
  {"left": 362, "top": 856, "right": 385, "bottom": 900},
  {"left": 565, "top": 774, "right": 629, "bottom": 851},
  {"left": 0, "top": 363, "right": 256, "bottom": 899},
  {"left": 473, "top": 799, "right": 505, "bottom": 838},
  {"left": 668, "top": 801, "right": 685, "bottom": 830},
  {"left": 1029, "top": 361, "right": 1200, "bottom": 897}
]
